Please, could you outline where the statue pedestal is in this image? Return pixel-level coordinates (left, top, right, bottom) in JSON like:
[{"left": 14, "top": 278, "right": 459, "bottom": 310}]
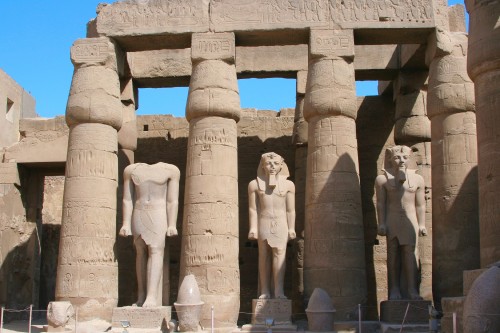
[
  {"left": 110, "top": 306, "right": 172, "bottom": 333},
  {"left": 240, "top": 299, "right": 296, "bottom": 332},
  {"left": 380, "top": 300, "right": 431, "bottom": 324}
]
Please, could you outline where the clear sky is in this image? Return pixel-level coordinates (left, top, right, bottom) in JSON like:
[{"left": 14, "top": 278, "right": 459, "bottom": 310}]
[{"left": 0, "top": 0, "right": 467, "bottom": 118}]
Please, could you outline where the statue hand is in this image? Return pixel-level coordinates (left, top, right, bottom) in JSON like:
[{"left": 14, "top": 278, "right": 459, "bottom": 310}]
[
  {"left": 248, "top": 229, "right": 258, "bottom": 240},
  {"left": 288, "top": 229, "right": 296, "bottom": 240},
  {"left": 167, "top": 227, "right": 178, "bottom": 237},
  {"left": 377, "top": 224, "right": 387, "bottom": 236},
  {"left": 419, "top": 226, "right": 428, "bottom": 236},
  {"left": 119, "top": 225, "right": 132, "bottom": 237}
]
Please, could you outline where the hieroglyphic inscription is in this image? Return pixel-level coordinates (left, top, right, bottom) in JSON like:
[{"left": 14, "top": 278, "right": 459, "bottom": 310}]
[
  {"left": 192, "top": 33, "right": 234, "bottom": 61},
  {"left": 328, "top": 0, "right": 433, "bottom": 24},
  {"left": 183, "top": 235, "right": 238, "bottom": 266},
  {"left": 97, "top": 0, "right": 209, "bottom": 34},
  {"left": 251, "top": 299, "right": 292, "bottom": 325},
  {"left": 310, "top": 29, "right": 354, "bottom": 57},
  {"left": 206, "top": 267, "right": 240, "bottom": 293},
  {"left": 211, "top": 0, "right": 330, "bottom": 28},
  {"left": 66, "top": 150, "right": 118, "bottom": 179},
  {"left": 112, "top": 306, "right": 171, "bottom": 329},
  {"left": 59, "top": 237, "right": 115, "bottom": 265},
  {"left": 71, "top": 40, "right": 110, "bottom": 63},
  {"left": 185, "top": 202, "right": 237, "bottom": 235}
]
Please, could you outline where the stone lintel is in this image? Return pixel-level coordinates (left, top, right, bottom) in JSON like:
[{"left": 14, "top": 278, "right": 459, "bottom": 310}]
[
  {"left": 191, "top": 33, "right": 235, "bottom": 63},
  {"left": 310, "top": 29, "right": 354, "bottom": 60},
  {"left": 128, "top": 44, "right": 400, "bottom": 88}
]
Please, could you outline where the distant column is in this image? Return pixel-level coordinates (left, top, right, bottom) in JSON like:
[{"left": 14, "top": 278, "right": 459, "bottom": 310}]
[
  {"left": 465, "top": 0, "right": 500, "bottom": 268},
  {"left": 55, "top": 37, "right": 123, "bottom": 321},
  {"left": 426, "top": 28, "right": 479, "bottom": 304},
  {"left": 291, "top": 70, "right": 308, "bottom": 316},
  {"left": 394, "top": 71, "right": 433, "bottom": 300},
  {"left": 303, "top": 29, "right": 367, "bottom": 320},
  {"left": 179, "top": 32, "right": 241, "bottom": 332}
]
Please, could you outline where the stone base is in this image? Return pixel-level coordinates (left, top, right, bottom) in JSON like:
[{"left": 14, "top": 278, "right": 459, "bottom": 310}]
[
  {"left": 380, "top": 300, "right": 431, "bottom": 324},
  {"left": 334, "top": 321, "right": 381, "bottom": 333},
  {"left": 380, "top": 323, "right": 429, "bottom": 333},
  {"left": 251, "top": 299, "right": 292, "bottom": 325},
  {"left": 111, "top": 306, "right": 171, "bottom": 333},
  {"left": 240, "top": 324, "right": 297, "bottom": 332},
  {"left": 441, "top": 297, "right": 464, "bottom": 333}
]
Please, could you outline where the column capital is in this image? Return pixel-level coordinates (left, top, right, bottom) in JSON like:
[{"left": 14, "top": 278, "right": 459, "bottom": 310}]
[
  {"left": 191, "top": 32, "right": 235, "bottom": 63},
  {"left": 309, "top": 29, "right": 354, "bottom": 61},
  {"left": 425, "top": 28, "right": 468, "bottom": 66},
  {"left": 70, "top": 37, "right": 124, "bottom": 74}
]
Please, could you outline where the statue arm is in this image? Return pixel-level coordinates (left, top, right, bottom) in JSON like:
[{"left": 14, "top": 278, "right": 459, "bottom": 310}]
[
  {"left": 286, "top": 181, "right": 296, "bottom": 240},
  {"left": 375, "top": 175, "right": 387, "bottom": 236},
  {"left": 120, "top": 165, "right": 134, "bottom": 236},
  {"left": 248, "top": 181, "right": 258, "bottom": 240},
  {"left": 416, "top": 176, "right": 427, "bottom": 236},
  {"left": 166, "top": 166, "right": 181, "bottom": 237}
]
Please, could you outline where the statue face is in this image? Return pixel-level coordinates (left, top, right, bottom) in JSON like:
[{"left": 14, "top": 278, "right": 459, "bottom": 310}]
[
  {"left": 391, "top": 151, "right": 410, "bottom": 170},
  {"left": 262, "top": 158, "right": 283, "bottom": 176}
]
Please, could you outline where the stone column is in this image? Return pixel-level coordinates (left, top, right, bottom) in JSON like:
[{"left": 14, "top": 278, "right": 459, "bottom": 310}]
[
  {"left": 55, "top": 37, "right": 123, "bottom": 322},
  {"left": 291, "top": 70, "right": 308, "bottom": 316},
  {"left": 394, "top": 71, "right": 433, "bottom": 300},
  {"left": 426, "top": 29, "right": 479, "bottom": 306},
  {"left": 303, "top": 29, "right": 367, "bottom": 320},
  {"left": 179, "top": 32, "right": 240, "bottom": 332},
  {"left": 465, "top": 0, "right": 500, "bottom": 268}
]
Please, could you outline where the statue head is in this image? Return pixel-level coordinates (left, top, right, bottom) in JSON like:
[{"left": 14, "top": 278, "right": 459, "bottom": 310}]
[
  {"left": 257, "top": 152, "right": 289, "bottom": 189},
  {"left": 385, "top": 145, "right": 413, "bottom": 183}
]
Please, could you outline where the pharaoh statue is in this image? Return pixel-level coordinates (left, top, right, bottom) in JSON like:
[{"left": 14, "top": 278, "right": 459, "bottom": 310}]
[
  {"left": 248, "top": 152, "right": 296, "bottom": 299},
  {"left": 119, "top": 162, "right": 180, "bottom": 307},
  {"left": 375, "top": 145, "right": 427, "bottom": 300}
]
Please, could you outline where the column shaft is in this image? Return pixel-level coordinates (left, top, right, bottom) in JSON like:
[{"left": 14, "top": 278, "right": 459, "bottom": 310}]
[
  {"left": 55, "top": 38, "right": 122, "bottom": 321},
  {"left": 427, "top": 29, "right": 479, "bottom": 305},
  {"left": 303, "top": 30, "right": 367, "bottom": 320},
  {"left": 466, "top": 0, "right": 500, "bottom": 267},
  {"left": 179, "top": 33, "right": 240, "bottom": 332}
]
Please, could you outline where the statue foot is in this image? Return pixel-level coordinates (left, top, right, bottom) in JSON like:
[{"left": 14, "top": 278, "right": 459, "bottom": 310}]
[
  {"left": 409, "top": 293, "right": 423, "bottom": 300},
  {"left": 389, "top": 290, "right": 402, "bottom": 300},
  {"left": 258, "top": 294, "right": 271, "bottom": 299},
  {"left": 142, "top": 298, "right": 157, "bottom": 308},
  {"left": 275, "top": 294, "right": 287, "bottom": 299}
]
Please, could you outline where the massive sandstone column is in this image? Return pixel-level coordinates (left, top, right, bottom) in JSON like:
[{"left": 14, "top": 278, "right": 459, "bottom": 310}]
[
  {"left": 179, "top": 32, "right": 240, "bottom": 332},
  {"left": 394, "top": 71, "right": 433, "bottom": 300},
  {"left": 465, "top": 0, "right": 500, "bottom": 268},
  {"left": 55, "top": 37, "right": 123, "bottom": 321},
  {"left": 426, "top": 29, "right": 479, "bottom": 305},
  {"left": 303, "top": 29, "right": 367, "bottom": 320},
  {"left": 291, "top": 70, "right": 308, "bottom": 316}
]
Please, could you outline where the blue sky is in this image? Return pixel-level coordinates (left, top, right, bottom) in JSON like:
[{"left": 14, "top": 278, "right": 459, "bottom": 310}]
[{"left": 0, "top": 1, "right": 466, "bottom": 118}]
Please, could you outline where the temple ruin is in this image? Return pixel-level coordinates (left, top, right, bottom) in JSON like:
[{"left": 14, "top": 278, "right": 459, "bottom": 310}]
[{"left": 1, "top": 0, "right": 499, "bottom": 332}]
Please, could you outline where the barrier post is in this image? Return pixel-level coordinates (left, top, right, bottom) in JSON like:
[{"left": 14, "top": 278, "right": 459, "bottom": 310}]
[
  {"left": 28, "top": 305, "right": 33, "bottom": 333},
  {"left": 399, "top": 303, "right": 410, "bottom": 333}
]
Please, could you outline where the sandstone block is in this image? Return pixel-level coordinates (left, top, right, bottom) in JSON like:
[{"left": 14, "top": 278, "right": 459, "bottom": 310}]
[
  {"left": 251, "top": 299, "right": 292, "bottom": 325},
  {"left": 462, "top": 268, "right": 486, "bottom": 296},
  {"left": 380, "top": 300, "right": 431, "bottom": 324},
  {"left": 0, "top": 163, "right": 20, "bottom": 185},
  {"left": 310, "top": 29, "right": 354, "bottom": 60},
  {"left": 441, "top": 297, "right": 464, "bottom": 333},
  {"left": 192, "top": 32, "right": 235, "bottom": 62},
  {"left": 70, "top": 38, "right": 122, "bottom": 72},
  {"left": 111, "top": 306, "right": 171, "bottom": 331}
]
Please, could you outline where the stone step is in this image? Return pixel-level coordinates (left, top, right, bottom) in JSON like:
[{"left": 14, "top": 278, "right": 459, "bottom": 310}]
[
  {"left": 381, "top": 323, "right": 429, "bottom": 333},
  {"left": 441, "top": 297, "right": 465, "bottom": 333}
]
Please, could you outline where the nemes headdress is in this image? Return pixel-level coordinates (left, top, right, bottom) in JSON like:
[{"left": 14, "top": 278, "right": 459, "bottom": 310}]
[{"left": 256, "top": 152, "right": 289, "bottom": 193}]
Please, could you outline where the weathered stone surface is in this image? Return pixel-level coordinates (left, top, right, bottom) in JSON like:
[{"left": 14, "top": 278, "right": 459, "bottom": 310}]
[
  {"left": 111, "top": 306, "right": 171, "bottom": 330},
  {"left": 0, "top": 163, "right": 20, "bottom": 185},
  {"left": 463, "top": 268, "right": 486, "bottom": 296},
  {"left": 96, "top": 0, "right": 210, "bottom": 37},
  {"left": 427, "top": 28, "right": 480, "bottom": 306},
  {"left": 192, "top": 32, "right": 235, "bottom": 62},
  {"left": 463, "top": 262, "right": 500, "bottom": 333},
  {"left": 448, "top": 5, "right": 466, "bottom": 33},
  {"left": 251, "top": 299, "right": 292, "bottom": 325},
  {"left": 441, "top": 297, "right": 465, "bottom": 333},
  {"left": 466, "top": 0, "right": 500, "bottom": 268},
  {"left": 380, "top": 300, "right": 431, "bottom": 324}
]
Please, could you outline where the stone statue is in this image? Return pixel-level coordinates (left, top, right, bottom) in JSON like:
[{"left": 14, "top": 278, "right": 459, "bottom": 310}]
[
  {"left": 248, "top": 152, "right": 296, "bottom": 299},
  {"left": 120, "top": 162, "right": 180, "bottom": 307},
  {"left": 375, "top": 145, "right": 427, "bottom": 300}
]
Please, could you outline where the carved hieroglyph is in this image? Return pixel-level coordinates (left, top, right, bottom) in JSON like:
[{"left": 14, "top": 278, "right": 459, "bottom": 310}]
[
  {"left": 248, "top": 152, "right": 296, "bottom": 299},
  {"left": 375, "top": 145, "right": 427, "bottom": 300},
  {"left": 55, "top": 37, "right": 123, "bottom": 322},
  {"left": 465, "top": 0, "right": 500, "bottom": 268},
  {"left": 303, "top": 29, "right": 366, "bottom": 320},
  {"left": 426, "top": 28, "right": 479, "bottom": 302},
  {"left": 120, "top": 162, "right": 180, "bottom": 307},
  {"left": 179, "top": 32, "right": 241, "bottom": 332}
]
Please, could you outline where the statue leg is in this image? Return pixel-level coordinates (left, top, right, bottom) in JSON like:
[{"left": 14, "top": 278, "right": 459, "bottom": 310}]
[
  {"left": 134, "top": 237, "right": 148, "bottom": 306},
  {"left": 258, "top": 239, "right": 272, "bottom": 299},
  {"left": 272, "top": 247, "right": 287, "bottom": 299},
  {"left": 402, "top": 244, "right": 422, "bottom": 300},
  {"left": 143, "top": 245, "right": 165, "bottom": 307},
  {"left": 387, "top": 237, "right": 402, "bottom": 300}
]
